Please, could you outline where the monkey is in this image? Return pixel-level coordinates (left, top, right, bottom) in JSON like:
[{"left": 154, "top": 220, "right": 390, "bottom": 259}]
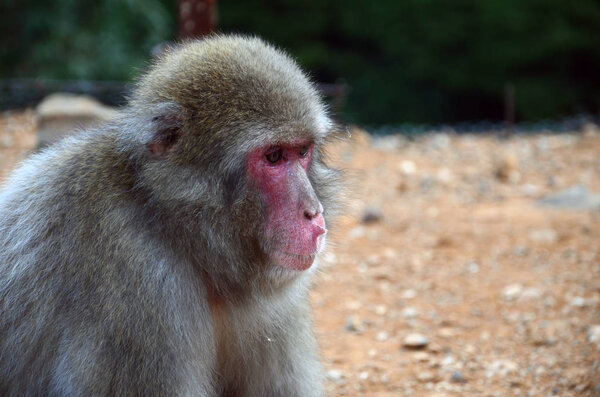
[{"left": 0, "top": 35, "right": 340, "bottom": 396}]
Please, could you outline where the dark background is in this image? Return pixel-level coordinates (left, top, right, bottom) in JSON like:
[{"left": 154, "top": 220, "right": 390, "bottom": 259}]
[{"left": 1, "top": 0, "right": 599, "bottom": 126}]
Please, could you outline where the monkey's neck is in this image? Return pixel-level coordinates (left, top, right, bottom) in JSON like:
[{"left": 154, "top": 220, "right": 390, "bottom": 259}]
[{"left": 200, "top": 265, "right": 306, "bottom": 309}]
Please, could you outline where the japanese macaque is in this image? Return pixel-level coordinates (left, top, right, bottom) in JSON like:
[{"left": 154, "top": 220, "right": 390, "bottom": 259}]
[{"left": 0, "top": 35, "right": 340, "bottom": 396}]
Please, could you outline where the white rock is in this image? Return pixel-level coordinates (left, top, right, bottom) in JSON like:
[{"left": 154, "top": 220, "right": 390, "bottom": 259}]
[
  {"left": 399, "top": 160, "right": 417, "bottom": 175},
  {"left": 587, "top": 325, "right": 600, "bottom": 344},
  {"left": 502, "top": 284, "right": 523, "bottom": 301},
  {"left": 374, "top": 305, "right": 388, "bottom": 315},
  {"left": 345, "top": 300, "right": 362, "bottom": 310},
  {"left": 521, "top": 184, "right": 541, "bottom": 197},
  {"left": 570, "top": 296, "right": 586, "bottom": 307},
  {"left": 441, "top": 355, "right": 455, "bottom": 367},
  {"left": 376, "top": 331, "right": 389, "bottom": 341},
  {"left": 436, "top": 167, "right": 453, "bottom": 184},
  {"left": 35, "top": 93, "right": 118, "bottom": 147},
  {"left": 485, "top": 359, "right": 518, "bottom": 378},
  {"left": 412, "top": 351, "right": 430, "bottom": 362},
  {"left": 379, "top": 373, "right": 390, "bottom": 384},
  {"left": 520, "top": 288, "right": 542, "bottom": 300},
  {"left": 403, "top": 333, "right": 429, "bottom": 349},
  {"left": 327, "top": 369, "right": 344, "bottom": 382},
  {"left": 438, "top": 327, "right": 457, "bottom": 338},
  {"left": 401, "top": 307, "right": 418, "bottom": 318},
  {"left": 416, "top": 371, "right": 436, "bottom": 382},
  {"left": 537, "top": 185, "right": 600, "bottom": 210},
  {"left": 544, "top": 296, "right": 556, "bottom": 307},
  {"left": 383, "top": 247, "right": 397, "bottom": 259},
  {"left": 528, "top": 228, "right": 558, "bottom": 243},
  {"left": 467, "top": 261, "right": 479, "bottom": 273}
]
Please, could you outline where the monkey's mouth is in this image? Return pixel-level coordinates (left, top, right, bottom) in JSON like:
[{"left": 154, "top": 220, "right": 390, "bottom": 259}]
[{"left": 273, "top": 251, "right": 316, "bottom": 271}]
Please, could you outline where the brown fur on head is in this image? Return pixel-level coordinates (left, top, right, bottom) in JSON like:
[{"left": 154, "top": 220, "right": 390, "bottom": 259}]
[{"left": 132, "top": 35, "right": 331, "bottom": 155}]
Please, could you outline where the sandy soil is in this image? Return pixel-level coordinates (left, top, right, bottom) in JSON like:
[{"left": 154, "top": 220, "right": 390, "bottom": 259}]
[{"left": 1, "top": 111, "right": 598, "bottom": 396}]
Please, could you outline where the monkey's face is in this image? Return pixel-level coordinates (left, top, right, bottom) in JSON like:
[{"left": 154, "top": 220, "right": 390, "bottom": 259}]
[{"left": 246, "top": 140, "right": 327, "bottom": 271}]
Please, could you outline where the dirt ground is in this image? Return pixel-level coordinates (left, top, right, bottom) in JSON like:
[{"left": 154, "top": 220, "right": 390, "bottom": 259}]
[{"left": 1, "top": 111, "right": 599, "bottom": 396}]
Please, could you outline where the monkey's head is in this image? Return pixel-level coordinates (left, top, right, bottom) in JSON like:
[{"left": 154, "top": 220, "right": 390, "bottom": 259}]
[{"left": 128, "top": 36, "right": 339, "bottom": 277}]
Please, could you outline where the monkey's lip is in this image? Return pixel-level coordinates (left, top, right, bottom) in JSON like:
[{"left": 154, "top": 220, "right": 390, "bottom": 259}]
[
  {"left": 278, "top": 251, "right": 316, "bottom": 260},
  {"left": 273, "top": 251, "right": 316, "bottom": 271}
]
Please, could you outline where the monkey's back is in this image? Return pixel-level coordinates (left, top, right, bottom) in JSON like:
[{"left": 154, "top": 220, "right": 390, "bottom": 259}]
[{"left": 0, "top": 133, "right": 214, "bottom": 396}]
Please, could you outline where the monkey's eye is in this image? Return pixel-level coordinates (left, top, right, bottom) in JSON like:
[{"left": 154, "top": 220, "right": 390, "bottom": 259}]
[
  {"left": 265, "top": 147, "right": 282, "bottom": 164},
  {"left": 299, "top": 144, "right": 310, "bottom": 157}
]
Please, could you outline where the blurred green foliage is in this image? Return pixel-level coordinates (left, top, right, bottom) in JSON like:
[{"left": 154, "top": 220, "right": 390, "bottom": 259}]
[
  {"left": 0, "top": 0, "right": 175, "bottom": 81},
  {"left": 2, "top": 0, "right": 600, "bottom": 124},
  {"left": 219, "top": 0, "right": 600, "bottom": 124}
]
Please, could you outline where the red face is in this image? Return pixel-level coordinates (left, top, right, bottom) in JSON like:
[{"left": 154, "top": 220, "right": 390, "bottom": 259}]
[{"left": 247, "top": 141, "right": 327, "bottom": 271}]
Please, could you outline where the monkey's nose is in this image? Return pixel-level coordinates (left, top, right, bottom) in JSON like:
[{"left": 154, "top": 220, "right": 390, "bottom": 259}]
[
  {"left": 304, "top": 212, "right": 326, "bottom": 236},
  {"left": 303, "top": 209, "right": 317, "bottom": 220},
  {"left": 303, "top": 202, "right": 324, "bottom": 220}
]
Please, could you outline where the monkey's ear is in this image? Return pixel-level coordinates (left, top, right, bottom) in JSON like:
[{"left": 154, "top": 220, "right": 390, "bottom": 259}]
[{"left": 146, "top": 104, "right": 184, "bottom": 156}]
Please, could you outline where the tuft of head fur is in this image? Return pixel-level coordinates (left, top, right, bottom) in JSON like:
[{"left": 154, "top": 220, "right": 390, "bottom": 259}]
[{"left": 132, "top": 35, "right": 331, "bottom": 152}]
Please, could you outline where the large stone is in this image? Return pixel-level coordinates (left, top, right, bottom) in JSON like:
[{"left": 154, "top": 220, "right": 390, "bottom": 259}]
[
  {"left": 494, "top": 153, "right": 520, "bottom": 184},
  {"left": 537, "top": 185, "right": 600, "bottom": 210},
  {"left": 35, "top": 93, "right": 118, "bottom": 148}
]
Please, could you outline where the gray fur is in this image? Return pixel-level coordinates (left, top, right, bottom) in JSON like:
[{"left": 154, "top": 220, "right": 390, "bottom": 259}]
[{"left": 0, "top": 36, "right": 339, "bottom": 396}]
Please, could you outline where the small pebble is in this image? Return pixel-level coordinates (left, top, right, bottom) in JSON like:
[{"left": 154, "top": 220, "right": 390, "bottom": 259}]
[
  {"left": 570, "top": 296, "right": 586, "bottom": 307},
  {"left": 438, "top": 327, "right": 457, "bottom": 338},
  {"left": 374, "top": 305, "right": 387, "bottom": 315},
  {"left": 361, "top": 206, "right": 383, "bottom": 224},
  {"left": 399, "top": 160, "right": 417, "bottom": 175},
  {"left": 528, "top": 228, "right": 558, "bottom": 243},
  {"left": 467, "top": 261, "right": 479, "bottom": 273},
  {"left": 403, "top": 333, "right": 429, "bottom": 349},
  {"left": 412, "top": 351, "right": 430, "bottom": 362},
  {"left": 327, "top": 369, "right": 343, "bottom": 382},
  {"left": 451, "top": 370, "right": 465, "bottom": 383},
  {"left": 401, "top": 307, "right": 418, "bottom": 318},
  {"left": 345, "top": 315, "right": 364, "bottom": 333},
  {"left": 574, "top": 384, "right": 588, "bottom": 392},
  {"left": 441, "top": 355, "right": 455, "bottom": 366},
  {"left": 501, "top": 284, "right": 523, "bottom": 301},
  {"left": 416, "top": 371, "right": 436, "bottom": 383},
  {"left": 485, "top": 359, "right": 518, "bottom": 377},
  {"left": 588, "top": 325, "right": 600, "bottom": 344}
]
